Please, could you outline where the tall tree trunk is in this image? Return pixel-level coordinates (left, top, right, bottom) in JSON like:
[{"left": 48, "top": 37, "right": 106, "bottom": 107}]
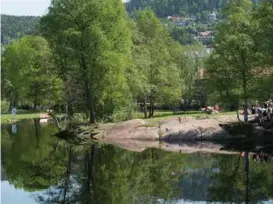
[
  {"left": 243, "top": 69, "right": 248, "bottom": 124},
  {"left": 81, "top": 55, "right": 96, "bottom": 123},
  {"left": 8, "top": 99, "right": 12, "bottom": 112},
  {"left": 34, "top": 95, "right": 38, "bottom": 110},
  {"left": 151, "top": 101, "right": 154, "bottom": 117},
  {"left": 148, "top": 94, "right": 155, "bottom": 118},
  {"left": 144, "top": 97, "right": 147, "bottom": 119},
  {"left": 236, "top": 109, "right": 244, "bottom": 123},
  {"left": 148, "top": 96, "right": 152, "bottom": 118},
  {"left": 33, "top": 85, "right": 39, "bottom": 110},
  {"left": 173, "top": 106, "right": 176, "bottom": 115},
  {"left": 65, "top": 82, "right": 74, "bottom": 117}
]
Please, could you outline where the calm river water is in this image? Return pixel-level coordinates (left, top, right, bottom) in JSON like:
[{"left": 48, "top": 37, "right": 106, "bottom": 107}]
[{"left": 1, "top": 119, "right": 273, "bottom": 204}]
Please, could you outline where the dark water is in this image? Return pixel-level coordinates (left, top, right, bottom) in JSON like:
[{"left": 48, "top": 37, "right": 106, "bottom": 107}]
[{"left": 1, "top": 119, "right": 273, "bottom": 204}]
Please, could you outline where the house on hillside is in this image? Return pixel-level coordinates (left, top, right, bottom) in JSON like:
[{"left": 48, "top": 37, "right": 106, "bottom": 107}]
[
  {"left": 196, "top": 31, "right": 214, "bottom": 46},
  {"left": 168, "top": 16, "right": 192, "bottom": 27}
]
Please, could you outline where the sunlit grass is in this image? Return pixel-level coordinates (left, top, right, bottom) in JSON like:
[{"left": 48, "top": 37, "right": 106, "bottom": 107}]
[
  {"left": 133, "top": 110, "right": 235, "bottom": 121},
  {"left": 1, "top": 112, "right": 45, "bottom": 124},
  {"left": 1, "top": 109, "right": 236, "bottom": 124}
]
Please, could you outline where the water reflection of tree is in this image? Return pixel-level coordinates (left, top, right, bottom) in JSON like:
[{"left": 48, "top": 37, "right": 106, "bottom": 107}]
[
  {"left": 6, "top": 122, "right": 273, "bottom": 204},
  {"left": 208, "top": 153, "right": 273, "bottom": 203},
  {"left": 1, "top": 120, "right": 67, "bottom": 191},
  {"left": 35, "top": 144, "right": 81, "bottom": 204},
  {"left": 36, "top": 145, "right": 189, "bottom": 204}
]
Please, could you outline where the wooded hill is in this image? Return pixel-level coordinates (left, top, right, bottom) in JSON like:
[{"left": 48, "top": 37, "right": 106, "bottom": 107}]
[
  {"left": 1, "top": 15, "right": 39, "bottom": 45},
  {"left": 126, "top": 0, "right": 260, "bottom": 18}
]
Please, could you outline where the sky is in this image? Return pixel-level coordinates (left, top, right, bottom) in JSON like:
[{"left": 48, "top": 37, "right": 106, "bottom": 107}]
[
  {"left": 2, "top": 0, "right": 50, "bottom": 16},
  {"left": 1, "top": 0, "right": 129, "bottom": 16}
]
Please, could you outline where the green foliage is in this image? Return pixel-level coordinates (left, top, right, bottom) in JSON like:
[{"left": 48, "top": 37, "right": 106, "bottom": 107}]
[
  {"left": 255, "top": 0, "right": 273, "bottom": 65},
  {"left": 1, "top": 112, "right": 49, "bottom": 124},
  {"left": 2, "top": 36, "right": 64, "bottom": 108},
  {"left": 1, "top": 121, "right": 67, "bottom": 191},
  {"left": 130, "top": 10, "right": 184, "bottom": 117},
  {"left": 170, "top": 26, "right": 199, "bottom": 45},
  {"left": 2, "top": 120, "right": 273, "bottom": 202},
  {"left": 40, "top": 0, "right": 132, "bottom": 122},
  {"left": 205, "top": 0, "right": 269, "bottom": 112},
  {"left": 1, "top": 100, "right": 10, "bottom": 114},
  {"left": 126, "top": 0, "right": 227, "bottom": 18},
  {"left": 208, "top": 154, "right": 273, "bottom": 202},
  {"left": 1, "top": 15, "right": 39, "bottom": 45}
]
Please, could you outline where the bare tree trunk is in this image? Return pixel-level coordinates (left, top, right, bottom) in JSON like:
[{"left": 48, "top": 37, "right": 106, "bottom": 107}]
[
  {"left": 144, "top": 97, "right": 147, "bottom": 119},
  {"left": 243, "top": 69, "right": 248, "bottom": 124},
  {"left": 81, "top": 54, "right": 96, "bottom": 123},
  {"left": 236, "top": 109, "right": 244, "bottom": 123},
  {"left": 34, "top": 94, "right": 38, "bottom": 110},
  {"left": 151, "top": 98, "right": 155, "bottom": 117},
  {"left": 148, "top": 95, "right": 154, "bottom": 118},
  {"left": 9, "top": 99, "right": 12, "bottom": 111},
  {"left": 65, "top": 82, "right": 74, "bottom": 117},
  {"left": 148, "top": 98, "right": 152, "bottom": 118}
]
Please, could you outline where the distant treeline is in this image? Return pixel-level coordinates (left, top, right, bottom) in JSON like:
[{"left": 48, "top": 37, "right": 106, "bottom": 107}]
[
  {"left": 1, "top": 15, "right": 39, "bottom": 45},
  {"left": 126, "top": 0, "right": 261, "bottom": 17}
]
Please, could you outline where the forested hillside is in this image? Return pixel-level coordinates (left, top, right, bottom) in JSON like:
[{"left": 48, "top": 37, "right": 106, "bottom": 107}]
[
  {"left": 1, "top": 15, "right": 39, "bottom": 45},
  {"left": 126, "top": 0, "right": 260, "bottom": 18},
  {"left": 126, "top": 0, "right": 225, "bottom": 17}
]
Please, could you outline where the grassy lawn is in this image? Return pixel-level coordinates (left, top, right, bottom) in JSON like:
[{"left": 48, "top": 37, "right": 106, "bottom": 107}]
[
  {"left": 134, "top": 110, "right": 235, "bottom": 121},
  {"left": 1, "top": 109, "right": 236, "bottom": 124},
  {"left": 1, "top": 112, "right": 46, "bottom": 124},
  {"left": 133, "top": 110, "right": 236, "bottom": 126}
]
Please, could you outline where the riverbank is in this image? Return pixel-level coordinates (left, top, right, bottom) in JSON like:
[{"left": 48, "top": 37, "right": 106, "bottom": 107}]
[{"left": 1, "top": 110, "right": 235, "bottom": 124}]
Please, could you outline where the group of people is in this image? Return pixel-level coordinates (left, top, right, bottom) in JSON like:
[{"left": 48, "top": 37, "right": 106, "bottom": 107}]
[
  {"left": 201, "top": 105, "right": 221, "bottom": 114},
  {"left": 250, "top": 100, "right": 273, "bottom": 125},
  {"left": 252, "top": 152, "right": 273, "bottom": 163},
  {"left": 251, "top": 100, "right": 273, "bottom": 115},
  {"left": 241, "top": 151, "right": 273, "bottom": 163}
]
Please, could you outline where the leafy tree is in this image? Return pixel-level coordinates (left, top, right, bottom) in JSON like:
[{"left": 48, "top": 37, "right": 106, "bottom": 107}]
[
  {"left": 40, "top": 0, "right": 132, "bottom": 123},
  {"left": 205, "top": 0, "right": 262, "bottom": 122},
  {"left": 181, "top": 44, "right": 208, "bottom": 109},
  {"left": 2, "top": 36, "right": 63, "bottom": 109},
  {"left": 133, "top": 10, "right": 182, "bottom": 118},
  {"left": 1, "top": 15, "right": 39, "bottom": 45},
  {"left": 255, "top": 0, "right": 273, "bottom": 64}
]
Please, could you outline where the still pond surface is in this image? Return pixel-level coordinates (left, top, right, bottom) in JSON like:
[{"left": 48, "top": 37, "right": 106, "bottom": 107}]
[{"left": 1, "top": 119, "right": 273, "bottom": 204}]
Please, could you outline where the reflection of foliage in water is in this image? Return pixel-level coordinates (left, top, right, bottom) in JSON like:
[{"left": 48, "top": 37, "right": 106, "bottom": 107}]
[
  {"left": 90, "top": 146, "right": 188, "bottom": 203},
  {"left": 208, "top": 154, "right": 273, "bottom": 202},
  {"left": 1, "top": 120, "right": 67, "bottom": 191},
  {"left": 2, "top": 120, "right": 273, "bottom": 203},
  {"left": 37, "top": 145, "right": 189, "bottom": 204}
]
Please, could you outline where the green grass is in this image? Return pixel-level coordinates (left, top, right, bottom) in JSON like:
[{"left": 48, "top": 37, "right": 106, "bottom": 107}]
[
  {"left": 1, "top": 109, "right": 236, "bottom": 124},
  {"left": 130, "top": 110, "right": 236, "bottom": 127},
  {"left": 134, "top": 110, "right": 235, "bottom": 121},
  {"left": 1, "top": 112, "right": 46, "bottom": 124}
]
